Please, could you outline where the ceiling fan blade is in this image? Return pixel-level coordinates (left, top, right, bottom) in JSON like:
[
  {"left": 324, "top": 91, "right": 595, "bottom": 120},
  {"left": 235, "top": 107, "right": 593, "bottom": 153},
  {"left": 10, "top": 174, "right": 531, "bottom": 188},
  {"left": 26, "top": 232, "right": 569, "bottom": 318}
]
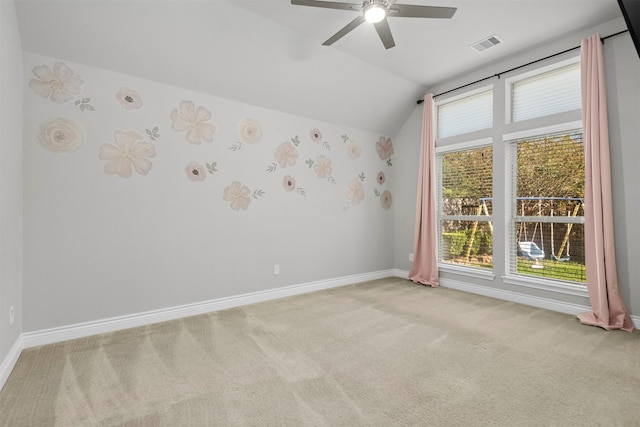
[
  {"left": 323, "top": 15, "right": 366, "bottom": 46},
  {"left": 374, "top": 18, "right": 395, "bottom": 49},
  {"left": 291, "top": 0, "right": 361, "bottom": 11},
  {"left": 388, "top": 4, "right": 457, "bottom": 19}
]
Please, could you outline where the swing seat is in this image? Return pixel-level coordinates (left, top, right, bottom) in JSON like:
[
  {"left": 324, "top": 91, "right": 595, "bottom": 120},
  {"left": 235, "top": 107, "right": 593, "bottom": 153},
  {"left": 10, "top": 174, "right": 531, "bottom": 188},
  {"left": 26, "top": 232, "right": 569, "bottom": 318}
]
[
  {"left": 552, "top": 254, "right": 571, "bottom": 262},
  {"left": 518, "top": 241, "right": 545, "bottom": 261}
]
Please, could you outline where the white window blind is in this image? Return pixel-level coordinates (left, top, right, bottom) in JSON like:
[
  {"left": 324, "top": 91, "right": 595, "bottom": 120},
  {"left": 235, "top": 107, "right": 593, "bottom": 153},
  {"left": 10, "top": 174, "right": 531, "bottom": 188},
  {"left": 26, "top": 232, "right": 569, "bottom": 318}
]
[
  {"left": 511, "top": 62, "right": 581, "bottom": 122},
  {"left": 437, "top": 144, "right": 493, "bottom": 270},
  {"left": 437, "top": 89, "right": 493, "bottom": 139},
  {"left": 507, "top": 131, "right": 586, "bottom": 283}
]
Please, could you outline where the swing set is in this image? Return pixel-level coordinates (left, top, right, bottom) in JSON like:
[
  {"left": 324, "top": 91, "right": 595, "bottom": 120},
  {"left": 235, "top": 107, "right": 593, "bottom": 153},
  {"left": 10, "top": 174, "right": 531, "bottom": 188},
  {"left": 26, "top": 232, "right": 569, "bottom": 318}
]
[{"left": 470, "top": 197, "right": 583, "bottom": 269}]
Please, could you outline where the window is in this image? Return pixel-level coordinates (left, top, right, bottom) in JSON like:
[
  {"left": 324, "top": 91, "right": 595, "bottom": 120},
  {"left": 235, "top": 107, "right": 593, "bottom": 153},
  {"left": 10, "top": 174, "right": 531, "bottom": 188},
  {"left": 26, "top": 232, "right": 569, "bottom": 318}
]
[
  {"left": 433, "top": 56, "right": 584, "bottom": 293},
  {"left": 437, "top": 87, "right": 493, "bottom": 139},
  {"left": 507, "top": 130, "right": 585, "bottom": 284},
  {"left": 437, "top": 141, "right": 493, "bottom": 270},
  {"left": 507, "top": 58, "right": 581, "bottom": 123}
]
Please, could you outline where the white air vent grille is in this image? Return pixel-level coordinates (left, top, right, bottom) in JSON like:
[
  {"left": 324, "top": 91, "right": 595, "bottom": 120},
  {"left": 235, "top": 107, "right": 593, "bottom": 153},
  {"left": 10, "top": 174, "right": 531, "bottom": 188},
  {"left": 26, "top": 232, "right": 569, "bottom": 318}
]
[{"left": 470, "top": 35, "right": 503, "bottom": 52}]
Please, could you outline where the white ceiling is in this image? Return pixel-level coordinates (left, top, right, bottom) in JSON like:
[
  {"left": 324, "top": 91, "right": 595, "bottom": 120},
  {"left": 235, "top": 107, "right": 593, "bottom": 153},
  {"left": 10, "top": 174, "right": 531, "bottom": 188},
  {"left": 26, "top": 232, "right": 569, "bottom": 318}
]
[{"left": 15, "top": 0, "right": 623, "bottom": 135}]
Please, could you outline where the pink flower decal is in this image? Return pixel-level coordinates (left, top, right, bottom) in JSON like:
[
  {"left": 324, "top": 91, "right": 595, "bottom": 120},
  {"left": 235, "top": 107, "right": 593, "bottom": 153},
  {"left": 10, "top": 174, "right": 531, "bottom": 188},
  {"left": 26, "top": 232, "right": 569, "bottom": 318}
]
[
  {"left": 377, "top": 171, "right": 386, "bottom": 185},
  {"left": 274, "top": 141, "right": 298, "bottom": 168},
  {"left": 347, "top": 140, "right": 361, "bottom": 159},
  {"left": 282, "top": 175, "right": 296, "bottom": 192},
  {"left": 116, "top": 87, "right": 143, "bottom": 110},
  {"left": 170, "top": 100, "right": 216, "bottom": 145},
  {"left": 185, "top": 162, "right": 206, "bottom": 181},
  {"left": 346, "top": 177, "right": 365, "bottom": 206},
  {"left": 380, "top": 190, "right": 392, "bottom": 209},
  {"left": 376, "top": 137, "right": 394, "bottom": 160},
  {"left": 223, "top": 181, "right": 251, "bottom": 211},
  {"left": 310, "top": 128, "right": 322, "bottom": 143},
  {"left": 314, "top": 155, "right": 332, "bottom": 179},
  {"left": 29, "top": 62, "right": 84, "bottom": 104},
  {"left": 98, "top": 130, "right": 156, "bottom": 178},
  {"left": 238, "top": 118, "right": 262, "bottom": 143},
  {"left": 39, "top": 117, "right": 84, "bottom": 153}
]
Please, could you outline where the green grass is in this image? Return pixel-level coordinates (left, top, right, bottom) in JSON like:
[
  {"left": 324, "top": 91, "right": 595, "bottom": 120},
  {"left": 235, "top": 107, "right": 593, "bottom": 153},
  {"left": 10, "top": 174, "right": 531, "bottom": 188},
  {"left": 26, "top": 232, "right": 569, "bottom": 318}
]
[
  {"left": 442, "top": 256, "right": 586, "bottom": 283},
  {"left": 516, "top": 258, "right": 586, "bottom": 283}
]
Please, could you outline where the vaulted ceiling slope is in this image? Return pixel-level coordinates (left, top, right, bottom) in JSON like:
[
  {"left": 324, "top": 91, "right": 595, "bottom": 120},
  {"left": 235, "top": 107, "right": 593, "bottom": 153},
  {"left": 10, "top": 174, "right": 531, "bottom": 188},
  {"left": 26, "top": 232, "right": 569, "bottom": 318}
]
[{"left": 15, "top": 0, "right": 622, "bottom": 136}]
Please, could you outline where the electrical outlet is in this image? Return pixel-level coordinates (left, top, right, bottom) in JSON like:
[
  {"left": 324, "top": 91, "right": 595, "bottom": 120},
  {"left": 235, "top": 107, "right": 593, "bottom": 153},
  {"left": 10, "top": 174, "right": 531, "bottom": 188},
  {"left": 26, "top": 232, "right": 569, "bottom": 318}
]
[
  {"left": 273, "top": 264, "right": 280, "bottom": 275},
  {"left": 409, "top": 253, "right": 414, "bottom": 262},
  {"left": 9, "top": 305, "right": 14, "bottom": 326}
]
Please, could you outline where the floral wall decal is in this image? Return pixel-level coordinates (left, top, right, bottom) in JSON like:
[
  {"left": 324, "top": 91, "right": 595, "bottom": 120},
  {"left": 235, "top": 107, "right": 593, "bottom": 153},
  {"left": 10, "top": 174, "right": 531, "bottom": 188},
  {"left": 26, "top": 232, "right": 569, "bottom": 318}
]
[
  {"left": 347, "top": 140, "right": 361, "bottom": 159},
  {"left": 268, "top": 136, "right": 300, "bottom": 172},
  {"left": 282, "top": 175, "right": 306, "bottom": 196},
  {"left": 376, "top": 136, "right": 394, "bottom": 166},
  {"left": 223, "top": 181, "right": 264, "bottom": 211},
  {"left": 310, "top": 128, "right": 322, "bottom": 143},
  {"left": 310, "top": 128, "right": 330, "bottom": 150},
  {"left": 98, "top": 130, "right": 156, "bottom": 178},
  {"left": 346, "top": 176, "right": 365, "bottom": 207},
  {"left": 170, "top": 100, "right": 216, "bottom": 145},
  {"left": 116, "top": 88, "right": 143, "bottom": 110},
  {"left": 313, "top": 155, "right": 332, "bottom": 178},
  {"left": 75, "top": 97, "right": 95, "bottom": 112},
  {"left": 380, "top": 190, "right": 393, "bottom": 209},
  {"left": 238, "top": 118, "right": 262, "bottom": 143},
  {"left": 307, "top": 155, "right": 336, "bottom": 184},
  {"left": 223, "top": 181, "right": 251, "bottom": 211},
  {"left": 145, "top": 127, "right": 160, "bottom": 141},
  {"left": 376, "top": 171, "right": 385, "bottom": 185},
  {"left": 230, "top": 117, "right": 262, "bottom": 151},
  {"left": 39, "top": 117, "right": 85, "bottom": 153},
  {"left": 185, "top": 162, "right": 207, "bottom": 181},
  {"left": 282, "top": 175, "right": 296, "bottom": 192},
  {"left": 29, "top": 62, "right": 84, "bottom": 104}
]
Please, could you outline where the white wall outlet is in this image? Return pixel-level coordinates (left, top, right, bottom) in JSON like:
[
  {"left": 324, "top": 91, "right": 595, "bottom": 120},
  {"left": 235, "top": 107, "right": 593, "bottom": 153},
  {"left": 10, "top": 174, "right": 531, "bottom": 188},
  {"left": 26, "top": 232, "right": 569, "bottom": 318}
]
[
  {"left": 409, "top": 253, "right": 414, "bottom": 262},
  {"left": 273, "top": 264, "right": 280, "bottom": 275},
  {"left": 9, "top": 305, "right": 14, "bottom": 326}
]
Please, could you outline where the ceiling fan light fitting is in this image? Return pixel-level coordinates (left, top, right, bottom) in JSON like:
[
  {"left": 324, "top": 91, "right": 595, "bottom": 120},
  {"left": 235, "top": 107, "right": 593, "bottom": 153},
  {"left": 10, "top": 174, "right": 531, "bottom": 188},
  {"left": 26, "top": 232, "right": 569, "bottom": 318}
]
[{"left": 364, "top": 4, "right": 386, "bottom": 23}]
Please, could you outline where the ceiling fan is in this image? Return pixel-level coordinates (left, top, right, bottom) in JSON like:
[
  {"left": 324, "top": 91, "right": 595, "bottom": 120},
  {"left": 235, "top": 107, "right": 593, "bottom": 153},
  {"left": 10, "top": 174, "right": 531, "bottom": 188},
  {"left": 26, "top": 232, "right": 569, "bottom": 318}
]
[{"left": 291, "top": 0, "right": 457, "bottom": 49}]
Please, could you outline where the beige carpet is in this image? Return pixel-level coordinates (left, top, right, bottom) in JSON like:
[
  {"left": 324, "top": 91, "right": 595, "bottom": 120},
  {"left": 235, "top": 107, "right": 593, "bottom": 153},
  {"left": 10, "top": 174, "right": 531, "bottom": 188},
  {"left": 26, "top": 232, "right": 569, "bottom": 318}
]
[{"left": 1, "top": 277, "right": 639, "bottom": 426}]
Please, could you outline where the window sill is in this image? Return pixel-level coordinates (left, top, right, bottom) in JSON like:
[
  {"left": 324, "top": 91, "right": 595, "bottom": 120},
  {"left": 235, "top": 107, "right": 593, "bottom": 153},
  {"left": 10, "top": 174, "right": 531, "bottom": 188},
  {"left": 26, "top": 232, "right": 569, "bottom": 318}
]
[
  {"left": 438, "top": 264, "right": 496, "bottom": 281},
  {"left": 502, "top": 274, "right": 588, "bottom": 297}
]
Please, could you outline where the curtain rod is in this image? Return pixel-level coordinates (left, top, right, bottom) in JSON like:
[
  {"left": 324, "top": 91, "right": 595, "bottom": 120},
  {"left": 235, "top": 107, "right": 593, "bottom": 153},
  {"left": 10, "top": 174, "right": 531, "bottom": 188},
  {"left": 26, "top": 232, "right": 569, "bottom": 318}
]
[{"left": 416, "top": 29, "right": 629, "bottom": 104}]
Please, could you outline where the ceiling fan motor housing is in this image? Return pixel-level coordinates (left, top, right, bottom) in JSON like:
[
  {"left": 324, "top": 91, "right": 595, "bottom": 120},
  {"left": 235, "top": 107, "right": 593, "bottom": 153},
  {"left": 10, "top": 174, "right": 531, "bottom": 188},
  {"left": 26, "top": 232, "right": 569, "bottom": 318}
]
[{"left": 363, "top": 0, "right": 390, "bottom": 23}]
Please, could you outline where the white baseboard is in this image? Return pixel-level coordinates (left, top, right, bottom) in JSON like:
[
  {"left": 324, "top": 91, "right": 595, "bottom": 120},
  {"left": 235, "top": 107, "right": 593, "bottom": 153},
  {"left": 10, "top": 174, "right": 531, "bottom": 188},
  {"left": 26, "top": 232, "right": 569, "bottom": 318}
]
[
  {"left": 22, "top": 269, "right": 395, "bottom": 349},
  {"left": 0, "top": 336, "right": 24, "bottom": 392},
  {"left": 393, "top": 269, "right": 640, "bottom": 328},
  {"left": 440, "top": 277, "right": 592, "bottom": 315}
]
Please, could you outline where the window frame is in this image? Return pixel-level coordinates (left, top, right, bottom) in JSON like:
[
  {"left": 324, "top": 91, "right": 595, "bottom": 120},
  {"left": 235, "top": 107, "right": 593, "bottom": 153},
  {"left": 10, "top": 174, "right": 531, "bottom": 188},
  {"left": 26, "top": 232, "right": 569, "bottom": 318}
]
[
  {"left": 502, "top": 121, "right": 588, "bottom": 297},
  {"left": 436, "top": 137, "right": 496, "bottom": 279},
  {"left": 431, "top": 55, "right": 587, "bottom": 295}
]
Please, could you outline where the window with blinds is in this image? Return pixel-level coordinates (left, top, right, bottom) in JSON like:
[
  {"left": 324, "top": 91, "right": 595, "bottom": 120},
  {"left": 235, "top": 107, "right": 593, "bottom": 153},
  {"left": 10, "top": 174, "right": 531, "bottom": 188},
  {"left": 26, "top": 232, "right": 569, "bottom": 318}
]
[
  {"left": 508, "top": 60, "right": 581, "bottom": 123},
  {"left": 437, "top": 144, "right": 493, "bottom": 269},
  {"left": 507, "top": 131, "right": 586, "bottom": 283},
  {"left": 437, "top": 88, "right": 493, "bottom": 139}
]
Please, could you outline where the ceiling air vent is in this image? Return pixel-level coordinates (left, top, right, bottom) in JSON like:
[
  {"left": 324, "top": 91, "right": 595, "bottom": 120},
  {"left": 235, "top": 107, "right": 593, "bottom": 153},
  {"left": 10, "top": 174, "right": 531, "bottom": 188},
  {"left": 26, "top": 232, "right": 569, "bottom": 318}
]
[{"left": 470, "top": 35, "right": 504, "bottom": 53}]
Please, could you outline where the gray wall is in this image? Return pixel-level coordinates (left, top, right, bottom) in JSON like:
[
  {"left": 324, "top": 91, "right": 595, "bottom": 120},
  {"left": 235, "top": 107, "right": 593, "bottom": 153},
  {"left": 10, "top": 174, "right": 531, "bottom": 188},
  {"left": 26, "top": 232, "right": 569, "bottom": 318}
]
[
  {"left": 393, "top": 17, "right": 640, "bottom": 316},
  {"left": 22, "top": 52, "right": 395, "bottom": 332},
  {"left": 0, "top": 0, "right": 24, "bottom": 362}
]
